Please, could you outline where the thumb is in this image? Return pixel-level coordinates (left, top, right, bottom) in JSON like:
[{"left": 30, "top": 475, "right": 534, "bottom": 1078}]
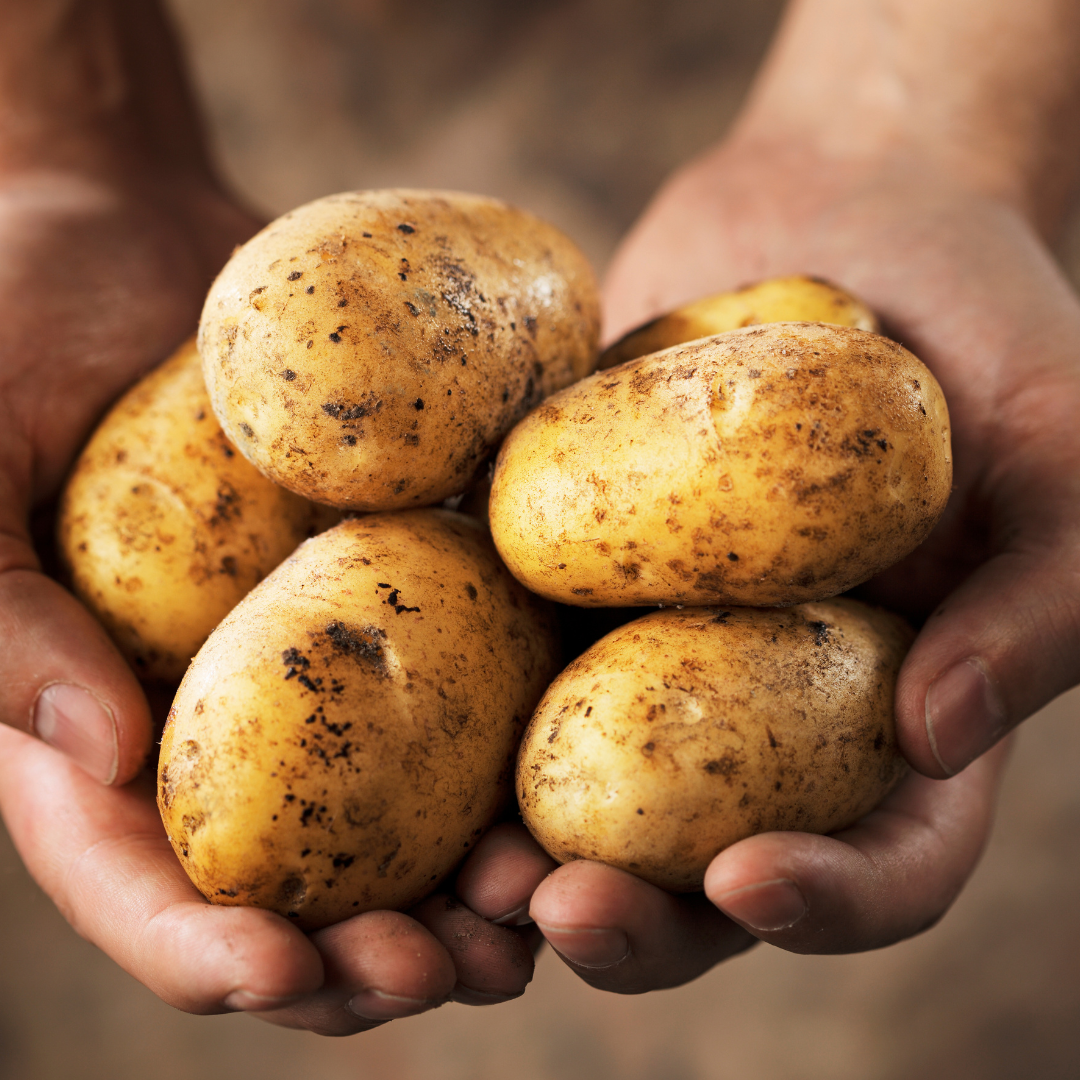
[
  {"left": 896, "top": 540, "right": 1080, "bottom": 778},
  {"left": 0, "top": 521, "right": 153, "bottom": 785}
]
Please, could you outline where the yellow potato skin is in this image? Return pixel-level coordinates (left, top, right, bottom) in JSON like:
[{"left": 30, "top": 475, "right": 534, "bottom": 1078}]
[
  {"left": 158, "top": 510, "right": 560, "bottom": 930},
  {"left": 199, "top": 189, "right": 600, "bottom": 511},
  {"left": 598, "top": 275, "right": 879, "bottom": 369},
  {"left": 58, "top": 338, "right": 338, "bottom": 683},
  {"left": 517, "top": 601, "right": 911, "bottom": 891},
  {"left": 490, "top": 322, "right": 952, "bottom": 607}
]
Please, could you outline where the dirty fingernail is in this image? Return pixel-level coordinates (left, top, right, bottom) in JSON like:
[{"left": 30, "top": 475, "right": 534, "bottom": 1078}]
[
  {"left": 715, "top": 879, "right": 808, "bottom": 933},
  {"left": 534, "top": 924, "right": 629, "bottom": 969},
  {"left": 451, "top": 985, "right": 524, "bottom": 1006},
  {"left": 32, "top": 683, "right": 119, "bottom": 784},
  {"left": 925, "top": 658, "right": 1007, "bottom": 776},
  {"left": 492, "top": 903, "right": 534, "bottom": 927},
  {"left": 347, "top": 989, "right": 443, "bottom": 1021},
  {"left": 223, "top": 989, "right": 304, "bottom": 1012}
]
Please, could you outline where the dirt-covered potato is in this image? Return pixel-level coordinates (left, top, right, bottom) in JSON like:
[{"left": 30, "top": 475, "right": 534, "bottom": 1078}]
[
  {"left": 199, "top": 189, "right": 600, "bottom": 511},
  {"left": 490, "top": 322, "right": 952, "bottom": 607},
  {"left": 158, "top": 510, "right": 560, "bottom": 930},
  {"left": 58, "top": 337, "right": 338, "bottom": 683},
  {"left": 517, "top": 600, "right": 911, "bottom": 891},
  {"left": 599, "top": 275, "right": 879, "bottom": 369}
]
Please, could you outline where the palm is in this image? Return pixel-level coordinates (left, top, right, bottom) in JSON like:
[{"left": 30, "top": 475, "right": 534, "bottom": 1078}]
[
  {"left": 0, "top": 163, "right": 546, "bottom": 1031},
  {"left": 603, "top": 155, "right": 1080, "bottom": 634},
  {"left": 459, "top": 157, "right": 1064, "bottom": 997},
  {"left": 0, "top": 170, "right": 261, "bottom": 502}
]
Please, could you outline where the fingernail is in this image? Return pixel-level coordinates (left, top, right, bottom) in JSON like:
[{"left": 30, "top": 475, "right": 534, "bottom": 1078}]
[
  {"left": 491, "top": 903, "right": 534, "bottom": 927},
  {"left": 451, "top": 985, "right": 523, "bottom": 1006},
  {"left": 223, "top": 989, "right": 305, "bottom": 1012},
  {"left": 715, "top": 879, "right": 807, "bottom": 932},
  {"left": 32, "top": 683, "right": 119, "bottom": 784},
  {"left": 347, "top": 989, "right": 444, "bottom": 1021},
  {"left": 925, "top": 658, "right": 1007, "bottom": 776},
  {"left": 534, "top": 923, "right": 629, "bottom": 969}
]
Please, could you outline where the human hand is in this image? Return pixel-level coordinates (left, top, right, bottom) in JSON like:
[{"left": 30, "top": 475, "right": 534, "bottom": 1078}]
[
  {"left": 455, "top": 0, "right": 1080, "bottom": 988},
  {"left": 0, "top": 160, "right": 540, "bottom": 1032},
  {"left": 603, "top": 147, "right": 1080, "bottom": 781},
  {"left": 458, "top": 745, "right": 1009, "bottom": 990},
  {"left": 0, "top": 160, "right": 258, "bottom": 783},
  {"left": 0, "top": 723, "right": 539, "bottom": 1034},
  {"left": 0, "top": 0, "right": 540, "bottom": 1032},
  {"left": 458, "top": 180, "right": 1028, "bottom": 971}
]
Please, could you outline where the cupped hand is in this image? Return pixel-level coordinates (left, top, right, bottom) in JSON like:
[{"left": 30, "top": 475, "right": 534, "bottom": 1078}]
[
  {"left": 454, "top": 139, "right": 1080, "bottom": 993},
  {"left": 0, "top": 723, "right": 538, "bottom": 1033},
  {"left": 0, "top": 152, "right": 537, "bottom": 1030},
  {"left": 0, "top": 159, "right": 258, "bottom": 783},
  {"left": 457, "top": 743, "right": 1008, "bottom": 991},
  {"left": 457, "top": 619, "right": 1010, "bottom": 992},
  {"left": 604, "top": 144, "right": 1080, "bottom": 779}
]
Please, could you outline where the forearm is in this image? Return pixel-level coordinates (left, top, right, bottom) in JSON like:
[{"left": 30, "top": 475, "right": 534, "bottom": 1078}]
[
  {"left": 0, "top": 0, "right": 210, "bottom": 176},
  {"left": 729, "top": 0, "right": 1080, "bottom": 235}
]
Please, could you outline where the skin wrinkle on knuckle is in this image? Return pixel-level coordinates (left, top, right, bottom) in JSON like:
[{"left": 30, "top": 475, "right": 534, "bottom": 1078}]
[
  {"left": 830, "top": 820, "right": 962, "bottom": 940},
  {"left": 1036, "top": 589, "right": 1080, "bottom": 674},
  {"left": 856, "top": 807, "right": 946, "bottom": 872},
  {"left": 61, "top": 832, "right": 190, "bottom": 965},
  {"left": 856, "top": 802, "right": 941, "bottom": 848},
  {"left": 56, "top": 831, "right": 150, "bottom": 930},
  {"left": 119, "top": 889, "right": 195, "bottom": 971}
]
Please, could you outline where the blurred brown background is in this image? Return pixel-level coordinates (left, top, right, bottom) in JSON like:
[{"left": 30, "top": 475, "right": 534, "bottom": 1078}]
[{"left": 4, "top": 1, "right": 1080, "bottom": 1076}]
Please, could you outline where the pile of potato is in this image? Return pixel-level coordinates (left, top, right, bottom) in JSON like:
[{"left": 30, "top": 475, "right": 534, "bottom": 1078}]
[
  {"left": 59, "top": 190, "right": 951, "bottom": 928},
  {"left": 492, "top": 283, "right": 950, "bottom": 890}
]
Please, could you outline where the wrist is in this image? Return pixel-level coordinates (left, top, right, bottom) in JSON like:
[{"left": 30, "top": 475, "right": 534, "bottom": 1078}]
[
  {"left": 722, "top": 123, "right": 1049, "bottom": 239},
  {"left": 727, "top": 0, "right": 1080, "bottom": 238},
  {"left": 710, "top": 131, "right": 1019, "bottom": 224},
  {"left": 600, "top": 132, "right": 1040, "bottom": 343},
  {"left": 0, "top": 0, "right": 211, "bottom": 182}
]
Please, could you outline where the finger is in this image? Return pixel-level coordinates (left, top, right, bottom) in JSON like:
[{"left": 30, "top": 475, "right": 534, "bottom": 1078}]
[
  {"left": 258, "top": 912, "right": 458, "bottom": 1036},
  {"left": 888, "top": 281, "right": 1080, "bottom": 779},
  {"left": 896, "top": 539, "right": 1080, "bottom": 777},
  {"left": 454, "top": 822, "right": 557, "bottom": 926},
  {"left": 706, "top": 741, "right": 1009, "bottom": 952},
  {"left": 0, "top": 725, "right": 323, "bottom": 1012},
  {"left": 0, "top": 519, "right": 152, "bottom": 783},
  {"left": 529, "top": 860, "right": 755, "bottom": 994},
  {"left": 410, "top": 893, "right": 536, "bottom": 1005}
]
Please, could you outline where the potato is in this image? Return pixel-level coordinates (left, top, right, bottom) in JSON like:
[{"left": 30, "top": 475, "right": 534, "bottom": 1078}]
[
  {"left": 599, "top": 275, "right": 879, "bottom": 369},
  {"left": 158, "top": 510, "right": 560, "bottom": 930},
  {"left": 490, "top": 322, "right": 952, "bottom": 607},
  {"left": 199, "top": 189, "right": 600, "bottom": 511},
  {"left": 517, "top": 600, "right": 911, "bottom": 891},
  {"left": 58, "top": 337, "right": 338, "bottom": 683}
]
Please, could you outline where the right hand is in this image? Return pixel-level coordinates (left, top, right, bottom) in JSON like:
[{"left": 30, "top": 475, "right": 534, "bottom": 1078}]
[{"left": 454, "top": 744, "right": 1010, "bottom": 993}]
